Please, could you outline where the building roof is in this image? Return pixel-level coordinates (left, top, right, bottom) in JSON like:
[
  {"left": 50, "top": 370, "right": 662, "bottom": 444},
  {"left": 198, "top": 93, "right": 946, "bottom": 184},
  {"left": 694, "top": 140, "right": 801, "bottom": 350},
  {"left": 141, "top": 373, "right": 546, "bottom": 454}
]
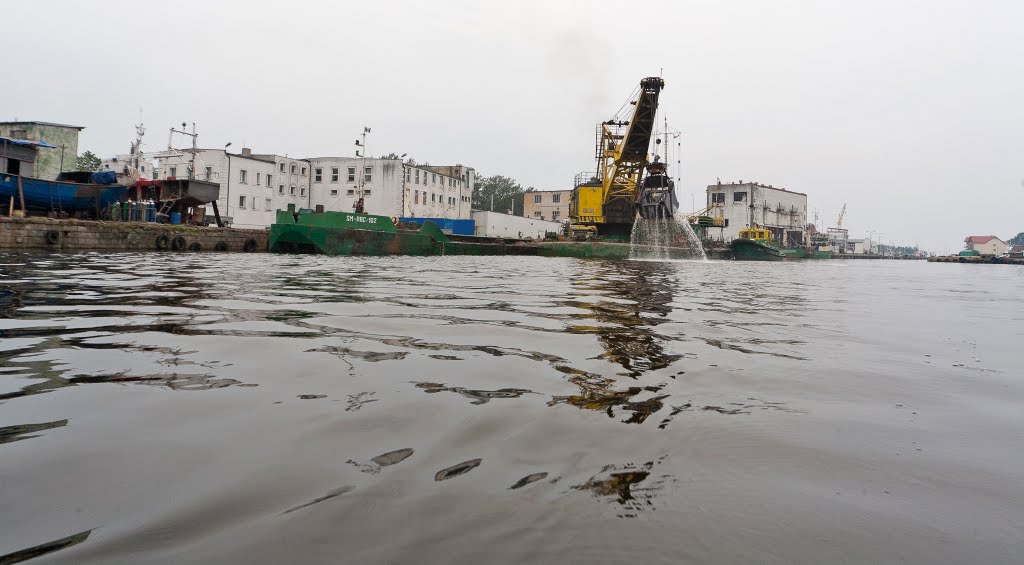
[
  {"left": 964, "top": 235, "right": 1003, "bottom": 244},
  {"left": 0, "top": 121, "right": 85, "bottom": 130},
  {"left": 0, "top": 136, "right": 58, "bottom": 148},
  {"left": 706, "top": 181, "right": 807, "bottom": 197}
]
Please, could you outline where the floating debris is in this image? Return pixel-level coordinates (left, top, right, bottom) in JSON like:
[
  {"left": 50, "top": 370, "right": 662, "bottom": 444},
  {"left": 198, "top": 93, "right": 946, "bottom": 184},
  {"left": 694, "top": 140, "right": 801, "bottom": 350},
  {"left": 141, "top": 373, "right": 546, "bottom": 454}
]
[{"left": 435, "top": 458, "right": 482, "bottom": 481}]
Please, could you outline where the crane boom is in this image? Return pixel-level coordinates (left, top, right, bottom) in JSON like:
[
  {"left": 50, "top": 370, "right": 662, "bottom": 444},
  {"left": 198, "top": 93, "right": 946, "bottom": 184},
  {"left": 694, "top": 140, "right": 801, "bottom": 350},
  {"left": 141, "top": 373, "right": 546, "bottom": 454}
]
[
  {"left": 837, "top": 203, "right": 846, "bottom": 229},
  {"left": 571, "top": 77, "right": 667, "bottom": 237}
]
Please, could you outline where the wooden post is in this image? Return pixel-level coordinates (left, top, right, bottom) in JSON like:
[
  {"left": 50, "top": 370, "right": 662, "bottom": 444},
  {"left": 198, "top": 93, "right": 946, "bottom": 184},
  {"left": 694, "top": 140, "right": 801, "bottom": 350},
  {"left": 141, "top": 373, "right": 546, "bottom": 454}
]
[
  {"left": 8, "top": 196, "right": 13, "bottom": 216},
  {"left": 16, "top": 175, "right": 26, "bottom": 212}
]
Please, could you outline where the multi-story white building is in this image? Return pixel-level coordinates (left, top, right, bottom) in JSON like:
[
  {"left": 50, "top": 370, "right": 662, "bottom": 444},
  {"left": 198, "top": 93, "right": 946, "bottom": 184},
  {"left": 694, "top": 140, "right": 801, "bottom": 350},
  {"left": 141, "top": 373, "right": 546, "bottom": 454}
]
[
  {"left": 153, "top": 148, "right": 311, "bottom": 229},
  {"left": 306, "top": 157, "right": 474, "bottom": 220},
  {"left": 706, "top": 181, "right": 808, "bottom": 246}
]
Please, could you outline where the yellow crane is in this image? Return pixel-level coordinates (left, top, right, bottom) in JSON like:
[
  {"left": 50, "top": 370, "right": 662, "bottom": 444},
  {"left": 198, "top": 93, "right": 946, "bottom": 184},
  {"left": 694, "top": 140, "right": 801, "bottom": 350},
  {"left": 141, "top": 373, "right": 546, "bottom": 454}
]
[{"left": 570, "top": 77, "right": 673, "bottom": 238}]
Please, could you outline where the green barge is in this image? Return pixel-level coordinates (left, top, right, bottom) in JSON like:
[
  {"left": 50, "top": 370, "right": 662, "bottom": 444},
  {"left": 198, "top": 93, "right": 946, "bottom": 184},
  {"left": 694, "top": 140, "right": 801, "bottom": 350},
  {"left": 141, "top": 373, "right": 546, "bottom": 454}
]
[{"left": 269, "top": 208, "right": 699, "bottom": 259}]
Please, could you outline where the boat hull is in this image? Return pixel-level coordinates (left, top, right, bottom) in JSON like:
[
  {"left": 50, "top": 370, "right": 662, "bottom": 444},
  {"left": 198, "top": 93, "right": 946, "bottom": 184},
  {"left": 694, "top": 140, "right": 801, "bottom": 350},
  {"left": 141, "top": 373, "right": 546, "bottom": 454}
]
[
  {"left": 731, "top": 239, "right": 784, "bottom": 261},
  {"left": 0, "top": 174, "right": 127, "bottom": 215},
  {"left": 269, "top": 210, "right": 523, "bottom": 256}
]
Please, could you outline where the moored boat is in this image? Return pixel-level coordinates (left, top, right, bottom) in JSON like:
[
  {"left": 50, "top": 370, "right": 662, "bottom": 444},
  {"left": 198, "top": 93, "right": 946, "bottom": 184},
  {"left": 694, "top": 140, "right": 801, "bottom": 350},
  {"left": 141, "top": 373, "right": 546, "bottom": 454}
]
[
  {"left": 269, "top": 207, "right": 531, "bottom": 256},
  {"left": 730, "top": 226, "right": 784, "bottom": 261},
  {"left": 0, "top": 172, "right": 128, "bottom": 217}
]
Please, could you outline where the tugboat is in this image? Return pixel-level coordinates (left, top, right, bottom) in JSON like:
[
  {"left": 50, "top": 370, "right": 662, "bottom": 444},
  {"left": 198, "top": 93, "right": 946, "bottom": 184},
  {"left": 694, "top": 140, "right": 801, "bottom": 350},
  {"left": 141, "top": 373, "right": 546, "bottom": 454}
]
[{"left": 730, "top": 225, "right": 784, "bottom": 261}]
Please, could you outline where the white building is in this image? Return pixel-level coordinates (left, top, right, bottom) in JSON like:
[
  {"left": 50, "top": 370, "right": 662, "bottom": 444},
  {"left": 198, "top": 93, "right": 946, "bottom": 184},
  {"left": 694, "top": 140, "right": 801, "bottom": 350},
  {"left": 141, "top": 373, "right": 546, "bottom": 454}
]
[
  {"left": 153, "top": 148, "right": 311, "bottom": 229},
  {"left": 305, "top": 157, "right": 474, "bottom": 220},
  {"left": 100, "top": 154, "right": 156, "bottom": 179},
  {"left": 471, "top": 211, "right": 561, "bottom": 239},
  {"left": 706, "top": 181, "right": 808, "bottom": 246}
]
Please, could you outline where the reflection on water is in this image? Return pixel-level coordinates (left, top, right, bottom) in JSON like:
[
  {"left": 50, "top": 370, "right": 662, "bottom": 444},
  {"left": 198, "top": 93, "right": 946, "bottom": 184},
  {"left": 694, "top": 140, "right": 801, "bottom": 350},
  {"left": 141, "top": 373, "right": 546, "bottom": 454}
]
[{"left": 1, "top": 253, "right": 1022, "bottom": 563}]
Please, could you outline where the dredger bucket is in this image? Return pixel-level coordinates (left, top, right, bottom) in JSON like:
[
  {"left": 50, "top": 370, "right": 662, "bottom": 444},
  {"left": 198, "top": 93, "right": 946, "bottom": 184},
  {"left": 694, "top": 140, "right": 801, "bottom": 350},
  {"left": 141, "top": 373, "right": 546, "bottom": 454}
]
[{"left": 635, "top": 186, "right": 679, "bottom": 220}]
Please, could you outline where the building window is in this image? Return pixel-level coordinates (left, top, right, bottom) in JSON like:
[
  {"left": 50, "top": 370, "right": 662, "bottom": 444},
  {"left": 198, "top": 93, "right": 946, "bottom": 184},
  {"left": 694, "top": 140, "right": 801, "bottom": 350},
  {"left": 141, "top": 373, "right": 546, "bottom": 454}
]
[
  {"left": 301, "top": 166, "right": 307, "bottom": 176},
  {"left": 251, "top": 197, "right": 257, "bottom": 210},
  {"left": 300, "top": 186, "right": 306, "bottom": 196},
  {"left": 347, "top": 189, "right": 354, "bottom": 195},
  {"left": 314, "top": 168, "right": 322, "bottom": 182},
  {"left": 711, "top": 192, "right": 725, "bottom": 204},
  {"left": 364, "top": 167, "right": 372, "bottom": 183},
  {"left": 266, "top": 174, "right": 272, "bottom": 187},
  {"left": 534, "top": 194, "right": 542, "bottom": 203},
  {"left": 168, "top": 166, "right": 177, "bottom": 178},
  {"left": 552, "top": 211, "right": 560, "bottom": 220},
  {"left": 363, "top": 189, "right": 371, "bottom": 196},
  {"left": 290, "top": 185, "right": 296, "bottom": 195},
  {"left": 330, "top": 189, "right": 338, "bottom": 196},
  {"left": 279, "top": 184, "right": 285, "bottom": 195},
  {"left": 432, "top": 173, "right": 437, "bottom": 183},
  {"left": 415, "top": 170, "right": 420, "bottom": 183},
  {"left": 239, "top": 195, "right": 246, "bottom": 208},
  {"left": 533, "top": 211, "right": 541, "bottom": 217},
  {"left": 331, "top": 167, "right": 339, "bottom": 182},
  {"left": 733, "top": 191, "right": 747, "bottom": 202},
  {"left": 205, "top": 166, "right": 212, "bottom": 180},
  {"left": 552, "top": 193, "right": 561, "bottom": 203},
  {"left": 239, "top": 170, "right": 248, "bottom": 184},
  {"left": 255, "top": 172, "right": 261, "bottom": 185},
  {"left": 290, "top": 164, "right": 297, "bottom": 174},
  {"left": 406, "top": 169, "right": 411, "bottom": 182},
  {"left": 279, "top": 162, "right": 285, "bottom": 172},
  {"left": 347, "top": 167, "right": 356, "bottom": 182},
  {"left": 265, "top": 198, "right": 272, "bottom": 211}
]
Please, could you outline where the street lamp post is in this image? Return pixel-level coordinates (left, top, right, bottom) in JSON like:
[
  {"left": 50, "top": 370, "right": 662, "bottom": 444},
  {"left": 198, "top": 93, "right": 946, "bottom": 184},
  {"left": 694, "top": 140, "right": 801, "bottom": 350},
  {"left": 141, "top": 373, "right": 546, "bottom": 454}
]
[{"left": 224, "top": 142, "right": 232, "bottom": 224}]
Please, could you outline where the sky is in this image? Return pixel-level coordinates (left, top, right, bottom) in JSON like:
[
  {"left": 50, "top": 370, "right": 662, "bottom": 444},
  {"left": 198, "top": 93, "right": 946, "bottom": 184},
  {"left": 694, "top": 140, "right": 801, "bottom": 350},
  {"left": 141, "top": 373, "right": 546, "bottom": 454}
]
[{"left": 4, "top": 0, "right": 1022, "bottom": 252}]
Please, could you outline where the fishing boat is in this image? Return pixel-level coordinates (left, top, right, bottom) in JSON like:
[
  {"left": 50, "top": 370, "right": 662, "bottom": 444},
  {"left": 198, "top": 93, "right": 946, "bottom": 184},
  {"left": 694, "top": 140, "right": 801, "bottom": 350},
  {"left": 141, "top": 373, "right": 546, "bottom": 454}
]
[{"left": 730, "top": 226, "right": 784, "bottom": 261}]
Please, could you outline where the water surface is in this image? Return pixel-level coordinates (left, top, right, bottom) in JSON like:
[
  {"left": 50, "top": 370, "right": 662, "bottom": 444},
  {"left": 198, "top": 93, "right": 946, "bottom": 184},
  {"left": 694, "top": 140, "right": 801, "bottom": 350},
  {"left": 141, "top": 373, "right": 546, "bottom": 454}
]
[{"left": 1, "top": 253, "right": 1022, "bottom": 563}]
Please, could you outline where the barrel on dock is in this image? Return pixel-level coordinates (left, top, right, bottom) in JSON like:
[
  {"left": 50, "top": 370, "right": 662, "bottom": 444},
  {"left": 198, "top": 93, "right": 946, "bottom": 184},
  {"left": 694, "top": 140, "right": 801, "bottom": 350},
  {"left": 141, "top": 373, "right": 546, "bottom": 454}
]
[{"left": 170, "top": 212, "right": 181, "bottom": 225}]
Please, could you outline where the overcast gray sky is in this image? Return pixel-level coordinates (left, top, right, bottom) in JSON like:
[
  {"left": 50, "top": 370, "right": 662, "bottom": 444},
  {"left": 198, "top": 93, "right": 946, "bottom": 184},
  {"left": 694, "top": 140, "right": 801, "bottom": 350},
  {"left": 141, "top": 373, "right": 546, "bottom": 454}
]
[{"left": 5, "top": 0, "right": 1022, "bottom": 252}]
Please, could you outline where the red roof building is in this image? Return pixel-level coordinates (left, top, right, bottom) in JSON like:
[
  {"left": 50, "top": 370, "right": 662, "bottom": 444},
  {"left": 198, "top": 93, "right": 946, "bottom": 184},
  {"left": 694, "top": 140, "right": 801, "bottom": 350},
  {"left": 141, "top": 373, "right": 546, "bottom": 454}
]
[{"left": 964, "top": 235, "right": 1008, "bottom": 255}]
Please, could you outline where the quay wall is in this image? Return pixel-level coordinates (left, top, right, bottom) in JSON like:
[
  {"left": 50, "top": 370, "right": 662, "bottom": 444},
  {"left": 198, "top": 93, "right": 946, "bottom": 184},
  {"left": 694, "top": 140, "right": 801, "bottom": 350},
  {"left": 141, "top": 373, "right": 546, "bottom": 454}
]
[
  {"left": 928, "top": 255, "right": 1023, "bottom": 265},
  {"left": 0, "top": 216, "right": 268, "bottom": 253}
]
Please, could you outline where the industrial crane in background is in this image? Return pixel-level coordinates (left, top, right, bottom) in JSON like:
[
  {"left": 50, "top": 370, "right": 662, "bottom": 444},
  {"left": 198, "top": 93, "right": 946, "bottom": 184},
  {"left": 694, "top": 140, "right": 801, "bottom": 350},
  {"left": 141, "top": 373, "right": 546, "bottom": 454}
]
[
  {"left": 570, "top": 77, "right": 677, "bottom": 238},
  {"left": 836, "top": 203, "right": 846, "bottom": 229}
]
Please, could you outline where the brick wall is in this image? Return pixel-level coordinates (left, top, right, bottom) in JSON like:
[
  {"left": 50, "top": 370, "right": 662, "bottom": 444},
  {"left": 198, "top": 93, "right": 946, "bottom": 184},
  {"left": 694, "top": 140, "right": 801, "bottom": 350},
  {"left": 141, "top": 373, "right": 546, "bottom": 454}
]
[{"left": 0, "top": 217, "right": 269, "bottom": 252}]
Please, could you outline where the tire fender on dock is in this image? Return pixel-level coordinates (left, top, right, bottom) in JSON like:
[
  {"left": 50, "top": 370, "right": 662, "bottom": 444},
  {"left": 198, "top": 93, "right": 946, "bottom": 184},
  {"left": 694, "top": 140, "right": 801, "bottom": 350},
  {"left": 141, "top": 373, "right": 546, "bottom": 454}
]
[
  {"left": 45, "top": 230, "right": 60, "bottom": 244},
  {"left": 171, "top": 236, "right": 186, "bottom": 251},
  {"left": 243, "top": 238, "right": 258, "bottom": 252},
  {"left": 155, "top": 234, "right": 170, "bottom": 251}
]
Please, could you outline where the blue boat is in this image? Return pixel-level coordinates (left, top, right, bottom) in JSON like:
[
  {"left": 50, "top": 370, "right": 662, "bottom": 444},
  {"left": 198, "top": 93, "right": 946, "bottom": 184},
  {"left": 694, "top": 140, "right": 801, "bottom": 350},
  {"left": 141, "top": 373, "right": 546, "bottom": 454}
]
[{"left": 0, "top": 172, "right": 128, "bottom": 217}]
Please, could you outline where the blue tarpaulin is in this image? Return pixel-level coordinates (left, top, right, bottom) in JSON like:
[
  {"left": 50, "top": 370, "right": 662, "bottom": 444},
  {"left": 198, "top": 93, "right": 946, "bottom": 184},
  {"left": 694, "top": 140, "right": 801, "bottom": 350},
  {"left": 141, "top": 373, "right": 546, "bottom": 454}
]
[
  {"left": 90, "top": 170, "right": 118, "bottom": 185},
  {"left": 399, "top": 217, "right": 475, "bottom": 236},
  {"left": 0, "top": 136, "right": 58, "bottom": 148}
]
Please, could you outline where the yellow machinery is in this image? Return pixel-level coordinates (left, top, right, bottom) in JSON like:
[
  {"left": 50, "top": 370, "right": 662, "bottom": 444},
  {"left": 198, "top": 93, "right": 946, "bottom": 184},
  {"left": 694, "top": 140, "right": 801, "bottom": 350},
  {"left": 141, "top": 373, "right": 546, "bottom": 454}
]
[{"left": 570, "top": 77, "right": 666, "bottom": 238}]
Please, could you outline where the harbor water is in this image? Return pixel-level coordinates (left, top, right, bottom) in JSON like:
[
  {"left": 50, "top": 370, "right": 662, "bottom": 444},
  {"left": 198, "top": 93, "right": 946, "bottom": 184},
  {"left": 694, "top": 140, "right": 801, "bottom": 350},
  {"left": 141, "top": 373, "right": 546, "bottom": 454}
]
[{"left": 1, "top": 253, "right": 1022, "bottom": 563}]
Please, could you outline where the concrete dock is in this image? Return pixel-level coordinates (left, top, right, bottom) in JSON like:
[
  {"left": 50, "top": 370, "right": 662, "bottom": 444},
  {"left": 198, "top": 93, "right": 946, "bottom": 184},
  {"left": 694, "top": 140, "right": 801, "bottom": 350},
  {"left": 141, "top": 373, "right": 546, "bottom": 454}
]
[{"left": 0, "top": 216, "right": 269, "bottom": 253}]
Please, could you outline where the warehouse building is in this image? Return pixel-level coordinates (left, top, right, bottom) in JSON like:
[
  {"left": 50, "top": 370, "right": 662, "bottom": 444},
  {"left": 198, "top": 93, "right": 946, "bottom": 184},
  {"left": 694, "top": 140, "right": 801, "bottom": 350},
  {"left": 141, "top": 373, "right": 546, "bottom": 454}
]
[{"left": 706, "top": 181, "right": 808, "bottom": 247}]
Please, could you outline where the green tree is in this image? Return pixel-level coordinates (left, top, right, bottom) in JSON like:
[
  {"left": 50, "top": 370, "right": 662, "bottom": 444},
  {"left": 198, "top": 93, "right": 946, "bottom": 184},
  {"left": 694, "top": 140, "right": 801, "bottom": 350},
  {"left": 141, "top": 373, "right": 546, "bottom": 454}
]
[
  {"left": 75, "top": 151, "right": 101, "bottom": 172},
  {"left": 1008, "top": 232, "right": 1024, "bottom": 246},
  {"left": 472, "top": 175, "right": 531, "bottom": 216}
]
